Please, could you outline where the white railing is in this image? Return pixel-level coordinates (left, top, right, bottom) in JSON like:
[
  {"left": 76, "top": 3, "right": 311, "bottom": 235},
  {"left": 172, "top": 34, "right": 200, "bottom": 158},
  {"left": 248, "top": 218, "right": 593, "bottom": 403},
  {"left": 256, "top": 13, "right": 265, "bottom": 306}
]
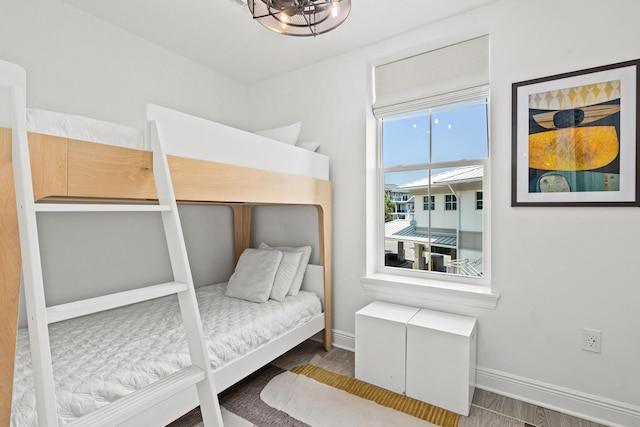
[{"left": 447, "top": 258, "right": 483, "bottom": 276}]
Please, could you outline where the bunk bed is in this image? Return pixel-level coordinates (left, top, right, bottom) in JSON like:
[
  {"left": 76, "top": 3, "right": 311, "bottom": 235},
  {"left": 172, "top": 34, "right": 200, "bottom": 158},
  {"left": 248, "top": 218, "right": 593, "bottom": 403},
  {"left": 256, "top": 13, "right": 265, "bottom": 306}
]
[{"left": 0, "top": 83, "right": 332, "bottom": 424}]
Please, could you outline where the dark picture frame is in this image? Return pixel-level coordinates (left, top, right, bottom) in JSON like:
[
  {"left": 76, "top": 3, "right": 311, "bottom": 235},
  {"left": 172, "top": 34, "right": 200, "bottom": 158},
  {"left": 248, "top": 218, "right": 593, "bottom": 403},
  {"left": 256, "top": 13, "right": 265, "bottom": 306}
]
[{"left": 512, "top": 59, "right": 640, "bottom": 207}]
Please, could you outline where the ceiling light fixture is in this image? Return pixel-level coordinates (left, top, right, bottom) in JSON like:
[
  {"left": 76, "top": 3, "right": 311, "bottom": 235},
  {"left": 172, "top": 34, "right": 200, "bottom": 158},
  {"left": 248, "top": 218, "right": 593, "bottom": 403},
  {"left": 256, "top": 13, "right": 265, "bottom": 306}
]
[{"left": 248, "top": 0, "right": 351, "bottom": 37}]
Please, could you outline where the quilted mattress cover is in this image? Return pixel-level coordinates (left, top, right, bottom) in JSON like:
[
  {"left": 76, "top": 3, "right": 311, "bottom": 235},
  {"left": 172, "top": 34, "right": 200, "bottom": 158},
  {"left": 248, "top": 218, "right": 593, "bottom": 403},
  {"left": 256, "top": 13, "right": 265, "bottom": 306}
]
[
  {"left": 26, "top": 108, "right": 146, "bottom": 150},
  {"left": 11, "top": 282, "right": 322, "bottom": 426}
]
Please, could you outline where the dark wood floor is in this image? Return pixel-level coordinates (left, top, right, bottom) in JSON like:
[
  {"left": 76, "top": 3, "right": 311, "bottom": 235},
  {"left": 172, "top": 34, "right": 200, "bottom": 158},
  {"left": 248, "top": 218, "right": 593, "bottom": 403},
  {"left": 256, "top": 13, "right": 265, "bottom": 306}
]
[{"left": 274, "top": 340, "right": 608, "bottom": 427}]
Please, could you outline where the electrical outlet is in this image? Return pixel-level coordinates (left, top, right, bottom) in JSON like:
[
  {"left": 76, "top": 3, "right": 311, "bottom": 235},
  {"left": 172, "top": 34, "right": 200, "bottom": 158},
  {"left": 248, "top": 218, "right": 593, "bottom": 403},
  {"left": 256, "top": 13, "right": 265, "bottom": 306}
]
[{"left": 582, "top": 328, "right": 601, "bottom": 353}]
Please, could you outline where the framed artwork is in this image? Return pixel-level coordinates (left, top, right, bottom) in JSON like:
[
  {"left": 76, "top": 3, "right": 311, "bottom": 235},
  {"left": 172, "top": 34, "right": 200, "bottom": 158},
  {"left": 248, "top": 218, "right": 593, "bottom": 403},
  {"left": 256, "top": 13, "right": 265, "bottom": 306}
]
[{"left": 512, "top": 59, "right": 640, "bottom": 206}]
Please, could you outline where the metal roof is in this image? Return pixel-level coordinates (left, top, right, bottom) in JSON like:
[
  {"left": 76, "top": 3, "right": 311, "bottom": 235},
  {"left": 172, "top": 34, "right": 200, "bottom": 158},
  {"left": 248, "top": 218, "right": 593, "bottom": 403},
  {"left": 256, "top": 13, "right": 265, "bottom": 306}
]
[
  {"left": 384, "top": 220, "right": 457, "bottom": 248},
  {"left": 398, "top": 165, "right": 483, "bottom": 190}
]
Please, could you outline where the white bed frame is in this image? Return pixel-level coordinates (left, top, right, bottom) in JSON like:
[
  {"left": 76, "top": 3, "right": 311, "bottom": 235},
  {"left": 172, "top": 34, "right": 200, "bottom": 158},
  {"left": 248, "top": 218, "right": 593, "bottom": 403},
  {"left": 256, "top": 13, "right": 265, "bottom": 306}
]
[
  {"left": 147, "top": 104, "right": 329, "bottom": 181},
  {"left": 1, "top": 61, "right": 333, "bottom": 426},
  {"left": 125, "top": 265, "right": 326, "bottom": 427}
]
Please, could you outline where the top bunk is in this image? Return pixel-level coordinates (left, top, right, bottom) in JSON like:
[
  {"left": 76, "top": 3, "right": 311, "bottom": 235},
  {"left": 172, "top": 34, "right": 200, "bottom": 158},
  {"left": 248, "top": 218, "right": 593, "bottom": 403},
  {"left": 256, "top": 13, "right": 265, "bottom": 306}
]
[
  {"left": 1, "top": 99, "right": 333, "bottom": 316},
  {"left": 12, "top": 104, "right": 331, "bottom": 206}
]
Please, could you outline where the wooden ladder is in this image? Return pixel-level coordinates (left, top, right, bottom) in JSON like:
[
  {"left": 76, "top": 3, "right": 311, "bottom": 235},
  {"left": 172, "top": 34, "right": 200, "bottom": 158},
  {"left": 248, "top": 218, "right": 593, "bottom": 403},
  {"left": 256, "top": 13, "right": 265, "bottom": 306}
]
[{"left": 6, "top": 63, "right": 223, "bottom": 426}]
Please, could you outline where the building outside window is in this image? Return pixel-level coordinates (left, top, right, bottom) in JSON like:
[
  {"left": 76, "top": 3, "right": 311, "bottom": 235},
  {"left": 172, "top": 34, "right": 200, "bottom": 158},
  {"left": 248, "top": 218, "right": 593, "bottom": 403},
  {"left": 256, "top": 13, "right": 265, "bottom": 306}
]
[{"left": 384, "top": 184, "right": 414, "bottom": 221}]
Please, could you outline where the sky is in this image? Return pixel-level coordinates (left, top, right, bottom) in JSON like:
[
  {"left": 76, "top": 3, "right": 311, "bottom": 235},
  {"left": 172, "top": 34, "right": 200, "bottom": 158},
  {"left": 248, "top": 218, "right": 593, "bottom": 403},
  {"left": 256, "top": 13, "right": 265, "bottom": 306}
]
[{"left": 382, "top": 99, "right": 489, "bottom": 186}]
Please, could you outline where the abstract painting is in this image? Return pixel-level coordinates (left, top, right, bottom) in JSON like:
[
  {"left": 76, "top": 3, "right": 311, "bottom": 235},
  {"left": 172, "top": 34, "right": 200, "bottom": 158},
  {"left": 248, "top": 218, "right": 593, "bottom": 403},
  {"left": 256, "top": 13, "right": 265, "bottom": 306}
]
[{"left": 512, "top": 60, "right": 640, "bottom": 206}]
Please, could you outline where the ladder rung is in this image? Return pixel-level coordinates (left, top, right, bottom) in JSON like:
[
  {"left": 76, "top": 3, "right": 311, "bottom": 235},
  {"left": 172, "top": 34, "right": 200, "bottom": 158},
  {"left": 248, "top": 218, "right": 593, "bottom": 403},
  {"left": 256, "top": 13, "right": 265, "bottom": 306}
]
[
  {"left": 67, "top": 365, "right": 206, "bottom": 427},
  {"left": 34, "top": 203, "right": 172, "bottom": 213},
  {"left": 46, "top": 281, "right": 188, "bottom": 324}
]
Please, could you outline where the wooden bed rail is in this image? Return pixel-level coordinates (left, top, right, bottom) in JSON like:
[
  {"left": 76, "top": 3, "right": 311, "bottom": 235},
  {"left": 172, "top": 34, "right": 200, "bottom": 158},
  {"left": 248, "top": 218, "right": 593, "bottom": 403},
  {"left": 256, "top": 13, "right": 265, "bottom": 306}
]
[
  {"left": 0, "top": 128, "right": 19, "bottom": 427},
  {"left": 0, "top": 130, "right": 333, "bottom": 426}
]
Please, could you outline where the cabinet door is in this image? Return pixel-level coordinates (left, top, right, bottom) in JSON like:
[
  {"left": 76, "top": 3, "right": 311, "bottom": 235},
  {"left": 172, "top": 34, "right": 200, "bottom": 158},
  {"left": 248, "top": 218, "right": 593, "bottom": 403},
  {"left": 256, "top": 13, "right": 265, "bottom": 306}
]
[
  {"left": 406, "top": 309, "right": 476, "bottom": 416},
  {"left": 355, "top": 302, "right": 419, "bottom": 394}
]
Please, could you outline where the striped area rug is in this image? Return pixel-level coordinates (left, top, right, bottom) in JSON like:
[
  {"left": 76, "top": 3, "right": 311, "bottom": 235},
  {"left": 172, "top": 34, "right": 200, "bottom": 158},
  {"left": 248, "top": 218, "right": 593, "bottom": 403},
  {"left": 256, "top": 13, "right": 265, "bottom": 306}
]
[
  {"left": 288, "top": 364, "right": 460, "bottom": 427},
  {"left": 173, "top": 362, "right": 526, "bottom": 427}
]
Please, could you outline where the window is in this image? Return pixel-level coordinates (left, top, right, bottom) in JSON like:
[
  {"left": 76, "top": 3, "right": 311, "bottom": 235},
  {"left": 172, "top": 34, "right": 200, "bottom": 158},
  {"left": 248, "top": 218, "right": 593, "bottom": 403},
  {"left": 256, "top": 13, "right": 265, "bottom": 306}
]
[
  {"left": 380, "top": 99, "right": 488, "bottom": 277},
  {"left": 363, "top": 35, "right": 496, "bottom": 308},
  {"left": 476, "top": 191, "right": 483, "bottom": 210},
  {"left": 423, "top": 195, "right": 435, "bottom": 211},
  {"left": 445, "top": 194, "right": 457, "bottom": 211}
]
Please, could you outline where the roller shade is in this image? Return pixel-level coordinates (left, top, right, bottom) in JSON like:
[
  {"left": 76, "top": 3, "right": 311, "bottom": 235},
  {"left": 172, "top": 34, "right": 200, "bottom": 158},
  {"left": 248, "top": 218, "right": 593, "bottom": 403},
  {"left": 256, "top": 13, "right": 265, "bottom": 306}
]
[{"left": 373, "top": 35, "right": 489, "bottom": 117}]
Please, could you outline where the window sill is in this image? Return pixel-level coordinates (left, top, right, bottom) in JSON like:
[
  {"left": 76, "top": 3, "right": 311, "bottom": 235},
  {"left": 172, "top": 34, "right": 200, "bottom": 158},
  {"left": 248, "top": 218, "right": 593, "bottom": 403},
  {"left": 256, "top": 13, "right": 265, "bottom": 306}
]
[{"left": 360, "top": 272, "right": 499, "bottom": 309}]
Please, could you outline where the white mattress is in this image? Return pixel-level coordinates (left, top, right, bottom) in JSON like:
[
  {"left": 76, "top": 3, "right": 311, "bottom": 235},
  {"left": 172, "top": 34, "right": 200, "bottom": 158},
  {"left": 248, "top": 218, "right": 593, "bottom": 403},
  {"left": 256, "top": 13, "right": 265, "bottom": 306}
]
[
  {"left": 26, "top": 108, "right": 146, "bottom": 150},
  {"left": 11, "top": 282, "right": 322, "bottom": 426}
]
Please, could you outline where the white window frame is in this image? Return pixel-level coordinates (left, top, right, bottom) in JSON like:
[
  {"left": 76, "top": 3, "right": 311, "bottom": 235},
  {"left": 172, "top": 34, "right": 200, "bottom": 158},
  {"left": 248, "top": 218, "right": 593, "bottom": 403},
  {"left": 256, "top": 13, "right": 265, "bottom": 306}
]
[
  {"left": 362, "top": 78, "right": 498, "bottom": 309},
  {"left": 445, "top": 194, "right": 458, "bottom": 211},
  {"left": 423, "top": 195, "right": 435, "bottom": 211},
  {"left": 476, "top": 191, "right": 483, "bottom": 210}
]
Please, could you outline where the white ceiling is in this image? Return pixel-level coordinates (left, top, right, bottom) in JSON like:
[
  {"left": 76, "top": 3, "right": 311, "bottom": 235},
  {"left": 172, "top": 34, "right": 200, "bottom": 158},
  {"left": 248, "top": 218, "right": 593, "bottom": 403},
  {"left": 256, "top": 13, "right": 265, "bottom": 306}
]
[{"left": 60, "top": 0, "right": 497, "bottom": 86}]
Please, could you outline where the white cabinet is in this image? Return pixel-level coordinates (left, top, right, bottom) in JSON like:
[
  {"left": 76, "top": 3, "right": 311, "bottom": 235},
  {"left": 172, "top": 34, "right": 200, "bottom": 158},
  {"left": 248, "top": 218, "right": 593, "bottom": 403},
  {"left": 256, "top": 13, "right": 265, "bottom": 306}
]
[
  {"left": 355, "top": 301, "right": 420, "bottom": 394},
  {"left": 355, "top": 301, "right": 477, "bottom": 416},
  {"left": 406, "top": 308, "right": 477, "bottom": 416}
]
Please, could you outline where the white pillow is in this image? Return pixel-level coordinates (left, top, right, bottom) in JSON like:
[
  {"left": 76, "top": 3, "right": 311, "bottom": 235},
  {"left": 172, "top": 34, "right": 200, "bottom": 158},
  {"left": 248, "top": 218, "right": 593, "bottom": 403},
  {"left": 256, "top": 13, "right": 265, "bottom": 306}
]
[
  {"left": 295, "top": 141, "right": 321, "bottom": 152},
  {"left": 226, "top": 248, "right": 283, "bottom": 303},
  {"left": 254, "top": 121, "right": 301, "bottom": 145},
  {"left": 259, "top": 243, "right": 311, "bottom": 296},
  {"left": 270, "top": 250, "right": 303, "bottom": 302}
]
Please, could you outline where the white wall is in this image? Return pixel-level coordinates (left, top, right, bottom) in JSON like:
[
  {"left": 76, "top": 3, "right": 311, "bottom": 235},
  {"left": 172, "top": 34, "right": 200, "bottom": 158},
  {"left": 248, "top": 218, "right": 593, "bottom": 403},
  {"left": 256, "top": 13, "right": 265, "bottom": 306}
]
[
  {"left": 0, "top": 0, "right": 248, "bottom": 129},
  {"left": 248, "top": 1, "right": 640, "bottom": 425}
]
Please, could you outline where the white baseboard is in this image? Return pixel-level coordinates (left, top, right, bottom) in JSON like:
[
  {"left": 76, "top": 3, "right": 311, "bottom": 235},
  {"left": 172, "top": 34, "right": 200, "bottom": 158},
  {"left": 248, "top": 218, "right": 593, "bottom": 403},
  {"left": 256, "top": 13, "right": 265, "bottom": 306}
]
[
  {"left": 309, "top": 329, "right": 355, "bottom": 351},
  {"left": 331, "top": 329, "right": 355, "bottom": 351},
  {"left": 476, "top": 366, "right": 640, "bottom": 427},
  {"left": 325, "top": 331, "right": 639, "bottom": 426}
]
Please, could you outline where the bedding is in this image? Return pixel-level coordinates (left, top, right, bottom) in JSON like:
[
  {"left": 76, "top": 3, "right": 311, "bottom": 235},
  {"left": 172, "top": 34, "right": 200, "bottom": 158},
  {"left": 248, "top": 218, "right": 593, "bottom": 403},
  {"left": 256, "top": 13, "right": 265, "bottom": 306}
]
[
  {"left": 225, "top": 248, "right": 283, "bottom": 303},
  {"left": 26, "top": 109, "right": 145, "bottom": 150},
  {"left": 259, "top": 243, "right": 312, "bottom": 296},
  {"left": 253, "top": 121, "right": 301, "bottom": 145},
  {"left": 11, "top": 282, "right": 322, "bottom": 426},
  {"left": 270, "top": 250, "right": 303, "bottom": 302},
  {"left": 295, "top": 141, "right": 321, "bottom": 152}
]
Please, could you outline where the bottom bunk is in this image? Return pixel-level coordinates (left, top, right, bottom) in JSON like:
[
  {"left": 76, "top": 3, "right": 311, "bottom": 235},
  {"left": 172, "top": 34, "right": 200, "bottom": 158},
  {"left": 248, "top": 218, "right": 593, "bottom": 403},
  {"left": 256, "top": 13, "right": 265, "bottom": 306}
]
[{"left": 11, "top": 265, "right": 325, "bottom": 427}]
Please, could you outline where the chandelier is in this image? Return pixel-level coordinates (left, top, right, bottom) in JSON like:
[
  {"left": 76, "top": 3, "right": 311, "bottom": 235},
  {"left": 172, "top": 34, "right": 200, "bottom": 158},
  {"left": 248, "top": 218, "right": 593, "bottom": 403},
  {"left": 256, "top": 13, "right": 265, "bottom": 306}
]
[{"left": 248, "top": 0, "right": 351, "bottom": 37}]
